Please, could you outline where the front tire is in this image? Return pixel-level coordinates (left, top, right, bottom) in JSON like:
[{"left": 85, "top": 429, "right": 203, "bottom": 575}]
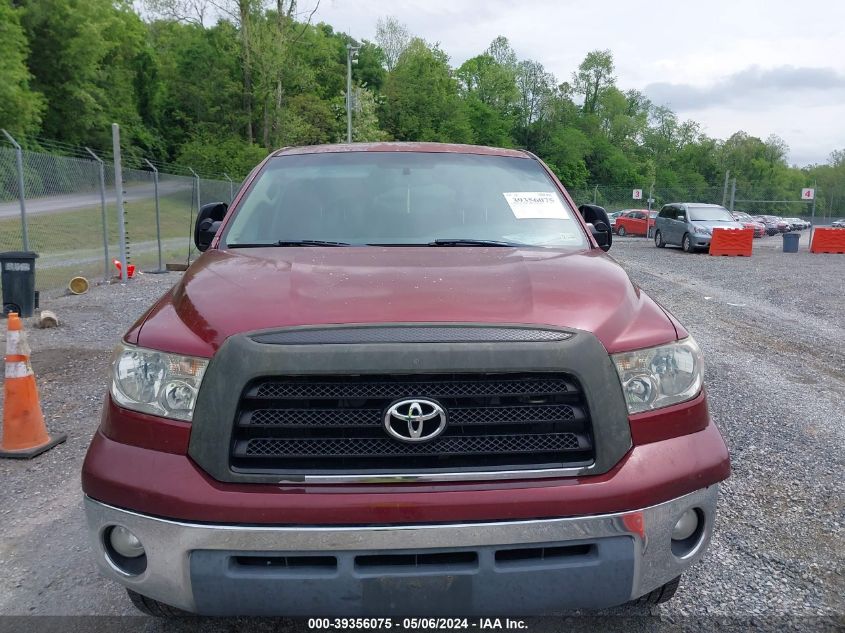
[
  {"left": 682, "top": 233, "right": 695, "bottom": 253},
  {"left": 654, "top": 230, "right": 666, "bottom": 248},
  {"left": 127, "top": 589, "right": 192, "bottom": 618},
  {"left": 633, "top": 576, "right": 681, "bottom": 605},
  {"left": 617, "top": 226, "right": 627, "bottom": 237}
]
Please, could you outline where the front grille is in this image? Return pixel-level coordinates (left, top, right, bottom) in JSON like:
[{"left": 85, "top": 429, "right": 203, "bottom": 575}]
[{"left": 230, "top": 373, "right": 594, "bottom": 475}]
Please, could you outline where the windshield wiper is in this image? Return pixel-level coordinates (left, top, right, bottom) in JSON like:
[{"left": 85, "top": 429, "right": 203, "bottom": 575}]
[
  {"left": 228, "top": 240, "right": 352, "bottom": 248},
  {"left": 428, "top": 238, "right": 519, "bottom": 247}
]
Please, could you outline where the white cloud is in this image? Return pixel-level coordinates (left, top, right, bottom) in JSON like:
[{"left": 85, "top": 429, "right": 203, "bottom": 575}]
[{"left": 314, "top": 0, "right": 845, "bottom": 165}]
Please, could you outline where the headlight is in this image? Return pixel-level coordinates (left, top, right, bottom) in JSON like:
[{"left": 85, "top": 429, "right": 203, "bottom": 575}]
[
  {"left": 611, "top": 337, "right": 703, "bottom": 414},
  {"left": 111, "top": 343, "right": 208, "bottom": 421},
  {"left": 693, "top": 225, "right": 711, "bottom": 235}
]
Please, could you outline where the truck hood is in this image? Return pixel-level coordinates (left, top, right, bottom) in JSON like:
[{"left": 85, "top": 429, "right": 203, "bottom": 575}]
[{"left": 132, "top": 247, "right": 680, "bottom": 357}]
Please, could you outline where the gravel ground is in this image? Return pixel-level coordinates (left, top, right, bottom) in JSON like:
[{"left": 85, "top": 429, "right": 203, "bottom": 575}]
[{"left": 0, "top": 238, "right": 842, "bottom": 632}]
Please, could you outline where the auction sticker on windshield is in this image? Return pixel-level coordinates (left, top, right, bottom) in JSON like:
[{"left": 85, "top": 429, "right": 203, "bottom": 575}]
[{"left": 503, "top": 192, "right": 568, "bottom": 220}]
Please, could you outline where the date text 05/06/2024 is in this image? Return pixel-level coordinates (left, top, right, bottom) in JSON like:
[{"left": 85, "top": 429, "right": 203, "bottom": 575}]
[{"left": 307, "top": 618, "right": 529, "bottom": 630}]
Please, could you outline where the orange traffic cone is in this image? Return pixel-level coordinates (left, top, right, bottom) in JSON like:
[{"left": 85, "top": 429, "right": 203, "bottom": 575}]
[{"left": 0, "top": 312, "right": 66, "bottom": 458}]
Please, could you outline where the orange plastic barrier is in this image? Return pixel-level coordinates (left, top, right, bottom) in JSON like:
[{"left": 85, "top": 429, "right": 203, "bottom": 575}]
[
  {"left": 1, "top": 313, "right": 67, "bottom": 458},
  {"left": 709, "top": 228, "right": 753, "bottom": 257},
  {"left": 810, "top": 227, "right": 845, "bottom": 254}
]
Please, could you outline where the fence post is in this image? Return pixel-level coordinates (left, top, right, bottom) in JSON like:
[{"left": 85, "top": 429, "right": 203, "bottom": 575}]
[
  {"left": 143, "top": 159, "right": 166, "bottom": 274},
  {"left": 111, "top": 124, "right": 129, "bottom": 282},
  {"left": 729, "top": 178, "right": 737, "bottom": 212},
  {"left": 85, "top": 148, "right": 110, "bottom": 281},
  {"left": 809, "top": 183, "right": 817, "bottom": 246},
  {"left": 188, "top": 168, "right": 201, "bottom": 264},
  {"left": 223, "top": 172, "right": 234, "bottom": 203},
  {"left": 593, "top": 185, "right": 598, "bottom": 204},
  {"left": 188, "top": 168, "right": 201, "bottom": 210},
  {"left": 1, "top": 129, "right": 30, "bottom": 251}
]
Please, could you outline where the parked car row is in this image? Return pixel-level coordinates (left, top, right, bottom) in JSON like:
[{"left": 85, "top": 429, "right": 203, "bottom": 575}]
[
  {"left": 610, "top": 205, "right": 828, "bottom": 245},
  {"left": 782, "top": 217, "right": 812, "bottom": 231},
  {"left": 729, "top": 212, "right": 766, "bottom": 238},
  {"left": 749, "top": 214, "right": 812, "bottom": 235}
]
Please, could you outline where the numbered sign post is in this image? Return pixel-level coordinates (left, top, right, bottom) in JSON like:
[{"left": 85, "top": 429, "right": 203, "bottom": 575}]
[
  {"left": 632, "top": 189, "right": 643, "bottom": 200},
  {"left": 804, "top": 187, "right": 816, "bottom": 245}
]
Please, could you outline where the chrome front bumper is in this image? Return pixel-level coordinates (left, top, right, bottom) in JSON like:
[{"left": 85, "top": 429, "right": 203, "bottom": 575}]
[{"left": 84, "top": 486, "right": 719, "bottom": 615}]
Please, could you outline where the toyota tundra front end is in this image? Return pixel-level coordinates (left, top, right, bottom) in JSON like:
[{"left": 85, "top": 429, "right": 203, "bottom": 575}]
[{"left": 82, "top": 143, "right": 730, "bottom": 616}]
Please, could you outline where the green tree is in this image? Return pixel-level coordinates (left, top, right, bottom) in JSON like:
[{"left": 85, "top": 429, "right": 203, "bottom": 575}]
[
  {"left": 573, "top": 49, "right": 615, "bottom": 115},
  {"left": 175, "top": 133, "right": 268, "bottom": 176},
  {"left": 381, "top": 39, "right": 473, "bottom": 143},
  {"left": 514, "top": 59, "right": 555, "bottom": 150},
  {"left": 456, "top": 47, "right": 519, "bottom": 147},
  {"left": 375, "top": 15, "right": 410, "bottom": 71},
  {"left": 0, "top": 0, "right": 44, "bottom": 136},
  {"left": 148, "top": 19, "right": 244, "bottom": 155},
  {"left": 21, "top": 0, "right": 150, "bottom": 150}
]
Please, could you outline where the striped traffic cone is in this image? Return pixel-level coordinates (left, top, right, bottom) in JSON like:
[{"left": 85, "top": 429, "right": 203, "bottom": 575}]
[{"left": 0, "top": 312, "right": 66, "bottom": 458}]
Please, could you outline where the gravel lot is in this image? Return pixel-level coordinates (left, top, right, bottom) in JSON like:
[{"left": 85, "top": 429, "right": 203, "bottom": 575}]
[{"left": 0, "top": 236, "right": 842, "bottom": 632}]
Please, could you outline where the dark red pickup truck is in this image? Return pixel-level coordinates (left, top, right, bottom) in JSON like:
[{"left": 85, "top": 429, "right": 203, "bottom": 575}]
[{"left": 82, "top": 143, "right": 730, "bottom": 616}]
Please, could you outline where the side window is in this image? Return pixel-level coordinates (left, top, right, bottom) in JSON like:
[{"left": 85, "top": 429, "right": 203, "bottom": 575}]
[
  {"left": 659, "top": 206, "right": 671, "bottom": 219},
  {"left": 676, "top": 207, "right": 686, "bottom": 221}
]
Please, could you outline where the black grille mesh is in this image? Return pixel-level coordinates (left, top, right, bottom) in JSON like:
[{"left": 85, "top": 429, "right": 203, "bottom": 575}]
[
  {"left": 253, "top": 378, "right": 572, "bottom": 400},
  {"left": 241, "top": 433, "right": 581, "bottom": 457},
  {"left": 244, "top": 405, "right": 578, "bottom": 428},
  {"left": 231, "top": 373, "right": 593, "bottom": 474}
]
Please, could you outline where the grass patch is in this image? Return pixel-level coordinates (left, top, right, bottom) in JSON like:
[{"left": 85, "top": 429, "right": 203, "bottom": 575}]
[{"left": 0, "top": 194, "right": 198, "bottom": 291}]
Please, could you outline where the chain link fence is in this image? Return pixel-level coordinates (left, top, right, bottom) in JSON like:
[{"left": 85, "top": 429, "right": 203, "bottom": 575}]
[
  {"left": 1, "top": 135, "right": 240, "bottom": 294},
  {"left": 568, "top": 184, "right": 833, "bottom": 223},
  {"left": 2, "top": 132, "right": 839, "bottom": 295}
]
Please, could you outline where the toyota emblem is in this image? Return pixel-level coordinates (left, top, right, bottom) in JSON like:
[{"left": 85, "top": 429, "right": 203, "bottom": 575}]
[{"left": 384, "top": 398, "right": 447, "bottom": 443}]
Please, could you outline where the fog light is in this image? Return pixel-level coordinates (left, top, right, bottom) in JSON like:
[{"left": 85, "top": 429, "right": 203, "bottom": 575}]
[
  {"left": 672, "top": 509, "right": 699, "bottom": 541},
  {"left": 109, "top": 525, "right": 145, "bottom": 558}
]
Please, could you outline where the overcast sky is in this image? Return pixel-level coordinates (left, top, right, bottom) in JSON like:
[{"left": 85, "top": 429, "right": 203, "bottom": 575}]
[{"left": 311, "top": 0, "right": 845, "bottom": 166}]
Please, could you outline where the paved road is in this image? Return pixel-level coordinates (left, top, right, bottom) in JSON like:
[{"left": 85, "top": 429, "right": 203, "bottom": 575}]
[
  {"left": 0, "top": 241, "right": 842, "bottom": 632},
  {"left": 0, "top": 180, "right": 191, "bottom": 219}
]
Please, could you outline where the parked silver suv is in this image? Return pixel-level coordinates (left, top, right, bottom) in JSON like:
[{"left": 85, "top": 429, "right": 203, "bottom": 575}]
[{"left": 654, "top": 203, "right": 743, "bottom": 252}]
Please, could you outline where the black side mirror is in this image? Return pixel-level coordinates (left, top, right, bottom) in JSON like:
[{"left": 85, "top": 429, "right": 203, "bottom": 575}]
[
  {"left": 194, "top": 202, "right": 228, "bottom": 252},
  {"left": 578, "top": 204, "right": 612, "bottom": 252}
]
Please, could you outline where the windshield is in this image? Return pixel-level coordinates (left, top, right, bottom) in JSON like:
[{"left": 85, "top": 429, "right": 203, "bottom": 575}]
[
  {"left": 688, "top": 205, "right": 735, "bottom": 222},
  {"left": 223, "top": 152, "right": 587, "bottom": 248}
]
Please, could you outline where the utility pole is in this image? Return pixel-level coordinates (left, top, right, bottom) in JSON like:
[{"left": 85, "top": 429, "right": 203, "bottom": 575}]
[
  {"left": 721, "top": 170, "right": 730, "bottom": 207},
  {"left": 346, "top": 43, "right": 361, "bottom": 143}
]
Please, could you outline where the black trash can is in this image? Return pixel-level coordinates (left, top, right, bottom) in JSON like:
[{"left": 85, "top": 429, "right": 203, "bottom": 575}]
[
  {"left": 1, "top": 251, "right": 39, "bottom": 317},
  {"left": 782, "top": 232, "right": 800, "bottom": 253}
]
